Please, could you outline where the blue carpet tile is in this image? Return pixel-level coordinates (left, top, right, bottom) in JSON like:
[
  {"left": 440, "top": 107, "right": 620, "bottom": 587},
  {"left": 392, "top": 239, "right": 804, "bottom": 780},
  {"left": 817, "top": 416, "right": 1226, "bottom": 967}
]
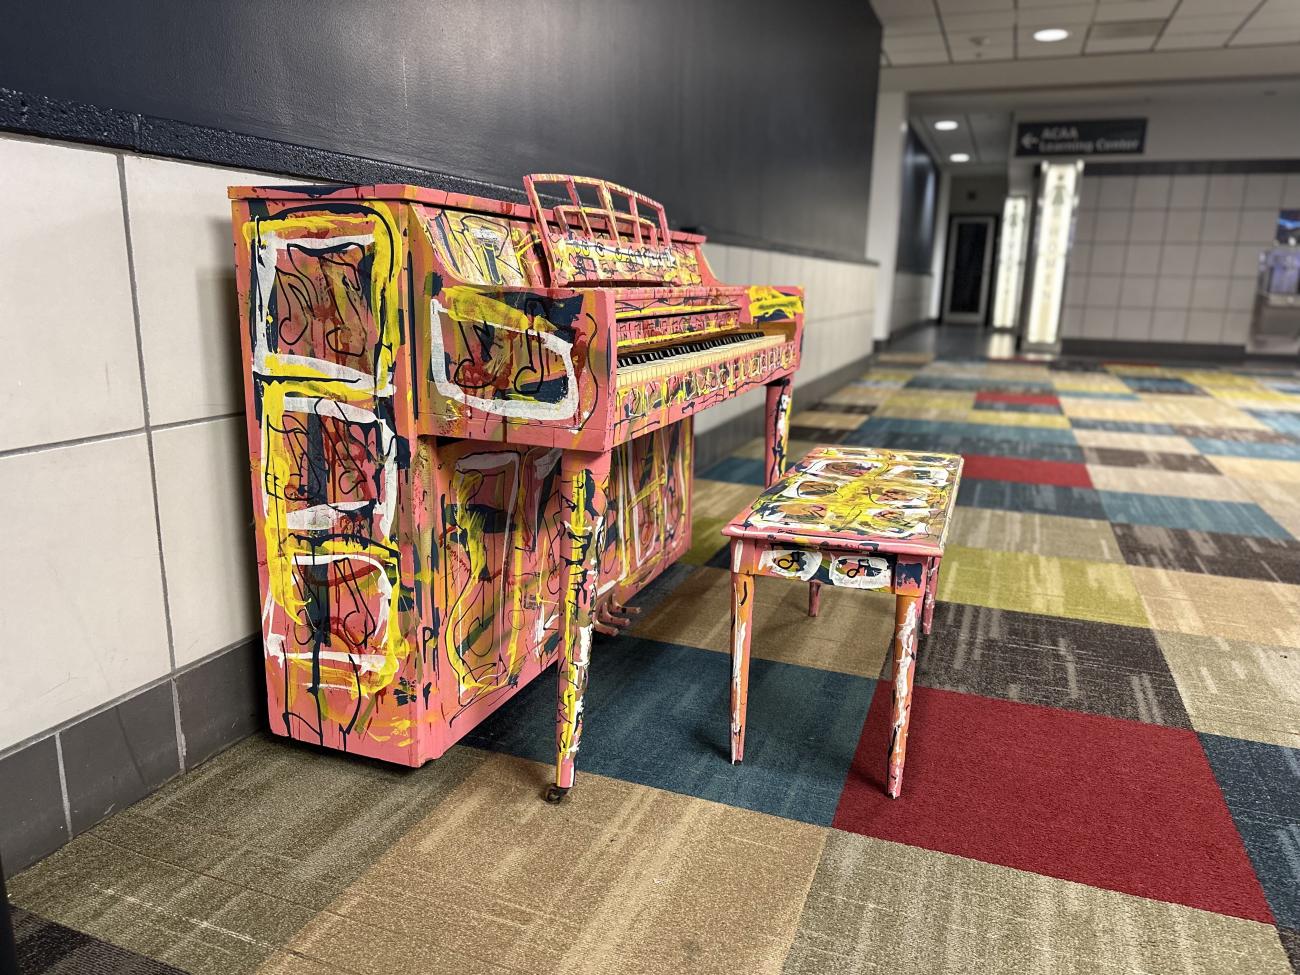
[
  {"left": 699, "top": 456, "right": 767, "bottom": 485},
  {"left": 973, "top": 400, "right": 1064, "bottom": 415},
  {"left": 1121, "top": 376, "right": 1208, "bottom": 395},
  {"left": 905, "top": 375, "right": 1056, "bottom": 394},
  {"left": 1199, "top": 734, "right": 1300, "bottom": 929},
  {"left": 465, "top": 636, "right": 876, "bottom": 825},
  {"left": 851, "top": 417, "right": 1079, "bottom": 446},
  {"left": 1069, "top": 418, "right": 1179, "bottom": 435},
  {"left": 1059, "top": 390, "right": 1141, "bottom": 401},
  {"left": 957, "top": 480, "right": 1107, "bottom": 520},
  {"left": 1188, "top": 439, "right": 1300, "bottom": 461},
  {"left": 1098, "top": 491, "right": 1293, "bottom": 539},
  {"left": 842, "top": 429, "right": 1087, "bottom": 463}
]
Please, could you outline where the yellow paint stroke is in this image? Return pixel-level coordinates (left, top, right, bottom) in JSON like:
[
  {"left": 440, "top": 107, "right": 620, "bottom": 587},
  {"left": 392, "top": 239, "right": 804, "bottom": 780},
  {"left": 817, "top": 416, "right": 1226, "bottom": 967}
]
[
  {"left": 748, "top": 286, "right": 803, "bottom": 320},
  {"left": 247, "top": 205, "right": 410, "bottom": 731}
]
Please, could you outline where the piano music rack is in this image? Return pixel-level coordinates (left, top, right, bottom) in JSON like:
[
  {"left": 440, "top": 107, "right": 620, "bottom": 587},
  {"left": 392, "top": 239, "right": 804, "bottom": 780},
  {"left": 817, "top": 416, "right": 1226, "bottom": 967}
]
[{"left": 524, "top": 173, "right": 678, "bottom": 286}]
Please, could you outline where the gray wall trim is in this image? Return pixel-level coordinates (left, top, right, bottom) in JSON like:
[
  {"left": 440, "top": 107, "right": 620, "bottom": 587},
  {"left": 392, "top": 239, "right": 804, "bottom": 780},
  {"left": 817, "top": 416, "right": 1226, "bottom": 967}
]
[
  {"left": 1084, "top": 159, "right": 1300, "bottom": 177},
  {"left": 1060, "top": 338, "right": 1253, "bottom": 362},
  {"left": 0, "top": 638, "right": 261, "bottom": 878},
  {"left": 694, "top": 350, "right": 876, "bottom": 472},
  {"left": 884, "top": 318, "right": 938, "bottom": 345}
]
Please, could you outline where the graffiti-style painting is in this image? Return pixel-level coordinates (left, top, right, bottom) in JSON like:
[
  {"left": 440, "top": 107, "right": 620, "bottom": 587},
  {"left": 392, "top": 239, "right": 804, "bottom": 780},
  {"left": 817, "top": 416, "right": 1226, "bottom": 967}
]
[
  {"left": 725, "top": 447, "right": 962, "bottom": 798},
  {"left": 728, "top": 447, "right": 963, "bottom": 555},
  {"left": 230, "top": 175, "right": 804, "bottom": 790}
]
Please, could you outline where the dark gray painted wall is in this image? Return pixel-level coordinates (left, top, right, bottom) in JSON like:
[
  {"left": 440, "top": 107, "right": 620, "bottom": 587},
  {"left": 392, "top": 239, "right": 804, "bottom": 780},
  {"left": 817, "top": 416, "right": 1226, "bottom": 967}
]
[
  {"left": 1, "top": 0, "right": 881, "bottom": 259},
  {"left": 895, "top": 127, "right": 938, "bottom": 274}
]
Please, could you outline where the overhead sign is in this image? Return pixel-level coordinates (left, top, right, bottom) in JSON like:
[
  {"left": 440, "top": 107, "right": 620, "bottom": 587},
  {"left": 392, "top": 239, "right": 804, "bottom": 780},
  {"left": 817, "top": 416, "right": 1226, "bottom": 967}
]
[{"left": 1015, "top": 118, "right": 1147, "bottom": 157}]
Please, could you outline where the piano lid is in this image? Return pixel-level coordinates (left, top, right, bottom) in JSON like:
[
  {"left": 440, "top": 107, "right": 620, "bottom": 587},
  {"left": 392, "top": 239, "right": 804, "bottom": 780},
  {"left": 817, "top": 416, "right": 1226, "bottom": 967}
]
[{"left": 525, "top": 174, "right": 700, "bottom": 289}]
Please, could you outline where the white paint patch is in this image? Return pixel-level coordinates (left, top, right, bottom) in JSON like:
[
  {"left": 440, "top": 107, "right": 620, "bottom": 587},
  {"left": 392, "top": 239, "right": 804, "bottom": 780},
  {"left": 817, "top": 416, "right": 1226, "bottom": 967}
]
[
  {"left": 758, "top": 547, "right": 821, "bottom": 581},
  {"left": 429, "top": 297, "right": 579, "bottom": 421},
  {"left": 829, "top": 555, "right": 891, "bottom": 589}
]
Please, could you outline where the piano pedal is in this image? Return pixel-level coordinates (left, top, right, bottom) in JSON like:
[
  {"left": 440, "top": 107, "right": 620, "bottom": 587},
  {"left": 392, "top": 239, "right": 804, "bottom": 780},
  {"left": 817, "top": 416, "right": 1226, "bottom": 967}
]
[
  {"left": 593, "top": 596, "right": 639, "bottom": 635},
  {"left": 544, "top": 785, "right": 570, "bottom": 804}
]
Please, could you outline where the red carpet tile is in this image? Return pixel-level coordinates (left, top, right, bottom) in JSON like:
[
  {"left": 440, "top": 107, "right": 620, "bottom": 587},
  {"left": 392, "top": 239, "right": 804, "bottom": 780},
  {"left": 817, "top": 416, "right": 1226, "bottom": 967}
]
[
  {"left": 960, "top": 453, "right": 1094, "bottom": 489},
  {"left": 833, "top": 681, "right": 1274, "bottom": 923},
  {"left": 975, "top": 390, "right": 1062, "bottom": 408}
]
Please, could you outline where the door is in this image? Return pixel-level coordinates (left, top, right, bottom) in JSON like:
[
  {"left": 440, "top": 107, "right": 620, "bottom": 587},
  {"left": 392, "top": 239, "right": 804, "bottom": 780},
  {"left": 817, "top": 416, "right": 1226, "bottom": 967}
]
[{"left": 942, "top": 215, "right": 997, "bottom": 325}]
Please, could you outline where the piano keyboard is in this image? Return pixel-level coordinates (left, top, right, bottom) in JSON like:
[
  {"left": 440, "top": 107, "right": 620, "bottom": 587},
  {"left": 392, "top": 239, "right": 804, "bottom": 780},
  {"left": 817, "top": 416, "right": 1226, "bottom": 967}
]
[{"left": 616, "top": 332, "right": 785, "bottom": 387}]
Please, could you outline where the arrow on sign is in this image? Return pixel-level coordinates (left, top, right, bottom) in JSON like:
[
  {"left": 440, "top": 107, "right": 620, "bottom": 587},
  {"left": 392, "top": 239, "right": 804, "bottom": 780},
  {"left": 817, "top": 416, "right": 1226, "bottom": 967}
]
[{"left": 1021, "top": 132, "right": 1039, "bottom": 149}]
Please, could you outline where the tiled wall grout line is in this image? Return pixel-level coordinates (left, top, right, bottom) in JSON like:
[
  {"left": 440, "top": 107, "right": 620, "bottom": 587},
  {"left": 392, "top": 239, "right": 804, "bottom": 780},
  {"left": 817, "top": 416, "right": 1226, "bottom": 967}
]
[
  {"left": 116, "top": 153, "right": 188, "bottom": 770},
  {"left": 150, "top": 410, "right": 243, "bottom": 433},
  {"left": 52, "top": 732, "right": 72, "bottom": 840},
  {"left": 0, "top": 410, "right": 240, "bottom": 461},
  {"left": 0, "top": 425, "right": 147, "bottom": 461}
]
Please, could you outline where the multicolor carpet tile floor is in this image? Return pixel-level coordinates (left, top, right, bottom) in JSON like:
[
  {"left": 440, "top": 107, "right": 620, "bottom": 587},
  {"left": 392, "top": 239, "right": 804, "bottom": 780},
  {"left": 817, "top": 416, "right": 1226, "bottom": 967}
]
[{"left": 9, "top": 352, "right": 1300, "bottom": 975}]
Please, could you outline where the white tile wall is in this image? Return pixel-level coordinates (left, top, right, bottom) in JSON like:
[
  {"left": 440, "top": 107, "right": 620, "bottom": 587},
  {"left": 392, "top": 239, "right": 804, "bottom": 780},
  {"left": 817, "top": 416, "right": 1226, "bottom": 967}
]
[
  {"left": 0, "top": 434, "right": 171, "bottom": 750},
  {"left": 697, "top": 242, "right": 876, "bottom": 433},
  {"left": 1064, "top": 169, "right": 1295, "bottom": 347},
  {"left": 126, "top": 158, "right": 268, "bottom": 426},
  {"left": 153, "top": 417, "right": 258, "bottom": 667},
  {"left": 0, "top": 139, "right": 143, "bottom": 451},
  {"left": 889, "top": 271, "right": 932, "bottom": 334}
]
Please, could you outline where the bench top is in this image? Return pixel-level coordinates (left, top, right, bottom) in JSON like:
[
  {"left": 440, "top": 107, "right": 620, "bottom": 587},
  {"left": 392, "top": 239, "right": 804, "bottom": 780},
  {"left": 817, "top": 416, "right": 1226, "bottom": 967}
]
[{"left": 721, "top": 446, "right": 964, "bottom": 558}]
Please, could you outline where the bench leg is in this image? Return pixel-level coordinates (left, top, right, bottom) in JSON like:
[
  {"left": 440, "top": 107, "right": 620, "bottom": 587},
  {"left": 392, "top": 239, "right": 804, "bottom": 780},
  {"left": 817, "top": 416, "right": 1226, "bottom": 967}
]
[
  {"left": 730, "top": 568, "right": 755, "bottom": 763},
  {"left": 887, "top": 590, "right": 922, "bottom": 799},
  {"left": 550, "top": 451, "right": 611, "bottom": 803},
  {"left": 922, "top": 557, "right": 941, "bottom": 636},
  {"left": 808, "top": 580, "right": 822, "bottom": 617}
]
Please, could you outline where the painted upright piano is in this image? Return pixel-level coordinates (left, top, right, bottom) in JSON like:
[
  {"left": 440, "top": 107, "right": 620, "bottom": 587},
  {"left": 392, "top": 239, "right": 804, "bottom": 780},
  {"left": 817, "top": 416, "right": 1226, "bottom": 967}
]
[{"left": 229, "top": 174, "right": 804, "bottom": 799}]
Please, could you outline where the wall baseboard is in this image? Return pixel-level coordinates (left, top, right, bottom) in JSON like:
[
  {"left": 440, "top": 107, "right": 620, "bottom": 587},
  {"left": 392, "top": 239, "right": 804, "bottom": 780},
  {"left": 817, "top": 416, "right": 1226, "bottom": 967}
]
[
  {"left": 0, "top": 638, "right": 262, "bottom": 878},
  {"left": 694, "top": 351, "right": 875, "bottom": 472},
  {"left": 885, "top": 318, "right": 937, "bottom": 344},
  {"left": 1060, "top": 338, "right": 1251, "bottom": 362}
]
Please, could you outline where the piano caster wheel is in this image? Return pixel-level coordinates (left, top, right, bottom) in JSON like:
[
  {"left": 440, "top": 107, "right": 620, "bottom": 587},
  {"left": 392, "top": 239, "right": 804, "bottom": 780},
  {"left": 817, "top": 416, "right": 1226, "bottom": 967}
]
[{"left": 544, "top": 785, "right": 570, "bottom": 804}]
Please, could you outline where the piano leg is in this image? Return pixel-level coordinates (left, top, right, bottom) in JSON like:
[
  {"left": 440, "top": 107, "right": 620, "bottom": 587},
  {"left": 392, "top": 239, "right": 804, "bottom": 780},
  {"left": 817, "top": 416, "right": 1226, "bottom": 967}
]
[
  {"left": 549, "top": 449, "right": 613, "bottom": 803},
  {"left": 763, "top": 376, "right": 793, "bottom": 487}
]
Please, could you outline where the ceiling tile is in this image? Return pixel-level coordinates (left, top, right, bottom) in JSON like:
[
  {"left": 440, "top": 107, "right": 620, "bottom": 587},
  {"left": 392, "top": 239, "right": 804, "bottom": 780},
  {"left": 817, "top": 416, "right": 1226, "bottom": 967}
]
[
  {"left": 950, "top": 45, "right": 1017, "bottom": 61},
  {"left": 882, "top": 16, "right": 944, "bottom": 35},
  {"left": 1245, "top": 5, "right": 1300, "bottom": 28},
  {"left": 1173, "top": 0, "right": 1257, "bottom": 13},
  {"left": 1154, "top": 31, "right": 1230, "bottom": 49},
  {"left": 887, "top": 49, "right": 954, "bottom": 65},
  {"left": 1018, "top": 35, "right": 1088, "bottom": 56},
  {"left": 936, "top": 0, "right": 1015, "bottom": 10},
  {"left": 1164, "top": 13, "right": 1251, "bottom": 33},
  {"left": 941, "top": 11, "right": 1018, "bottom": 30},
  {"left": 948, "top": 28, "right": 1016, "bottom": 47},
  {"left": 884, "top": 33, "right": 951, "bottom": 52},
  {"left": 1094, "top": 0, "right": 1177, "bottom": 22},
  {"left": 1016, "top": 8, "right": 1097, "bottom": 29},
  {"left": 1232, "top": 28, "right": 1300, "bottom": 45},
  {"left": 1084, "top": 34, "right": 1157, "bottom": 52}
]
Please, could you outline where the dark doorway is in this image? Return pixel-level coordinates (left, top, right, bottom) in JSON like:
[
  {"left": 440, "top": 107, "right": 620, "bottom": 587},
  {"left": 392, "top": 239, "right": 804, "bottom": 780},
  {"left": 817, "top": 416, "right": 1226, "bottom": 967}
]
[{"left": 942, "top": 215, "right": 997, "bottom": 326}]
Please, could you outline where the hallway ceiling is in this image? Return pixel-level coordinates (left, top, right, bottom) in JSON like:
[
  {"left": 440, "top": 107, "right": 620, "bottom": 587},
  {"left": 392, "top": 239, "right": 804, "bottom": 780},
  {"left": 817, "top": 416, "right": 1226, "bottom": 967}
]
[
  {"left": 907, "top": 76, "right": 1300, "bottom": 169},
  {"left": 875, "top": 0, "right": 1300, "bottom": 66}
]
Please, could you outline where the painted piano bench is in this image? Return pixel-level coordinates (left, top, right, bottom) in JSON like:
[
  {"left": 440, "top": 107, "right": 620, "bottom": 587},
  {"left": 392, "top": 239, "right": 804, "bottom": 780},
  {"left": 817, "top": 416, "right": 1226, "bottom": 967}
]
[{"left": 721, "top": 446, "right": 964, "bottom": 799}]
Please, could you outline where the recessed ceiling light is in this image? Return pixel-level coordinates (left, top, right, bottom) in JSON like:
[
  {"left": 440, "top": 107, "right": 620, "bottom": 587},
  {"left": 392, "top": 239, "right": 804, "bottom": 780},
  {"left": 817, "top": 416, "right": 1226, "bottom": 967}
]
[
  {"left": 950, "top": 153, "right": 971, "bottom": 163},
  {"left": 1033, "top": 28, "right": 1070, "bottom": 42},
  {"left": 934, "top": 120, "right": 959, "bottom": 131}
]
